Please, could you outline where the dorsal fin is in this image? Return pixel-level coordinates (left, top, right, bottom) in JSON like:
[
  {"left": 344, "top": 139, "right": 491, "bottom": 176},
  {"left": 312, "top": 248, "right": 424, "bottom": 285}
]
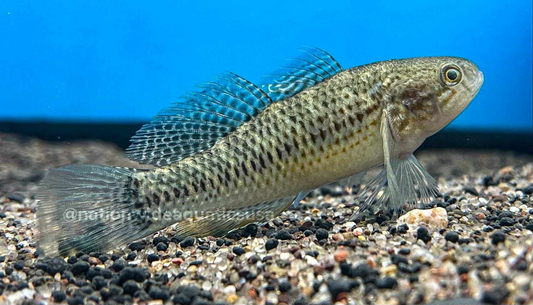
[
  {"left": 126, "top": 73, "right": 273, "bottom": 166},
  {"left": 260, "top": 47, "right": 343, "bottom": 102}
]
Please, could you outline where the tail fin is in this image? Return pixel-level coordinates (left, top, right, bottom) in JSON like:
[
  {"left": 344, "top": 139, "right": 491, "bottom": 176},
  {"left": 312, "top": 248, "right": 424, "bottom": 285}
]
[{"left": 36, "top": 165, "right": 149, "bottom": 256}]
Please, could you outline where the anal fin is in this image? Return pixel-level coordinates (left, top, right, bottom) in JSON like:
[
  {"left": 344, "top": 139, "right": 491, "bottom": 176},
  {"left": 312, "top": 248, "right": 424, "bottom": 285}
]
[{"left": 173, "top": 195, "right": 300, "bottom": 237}]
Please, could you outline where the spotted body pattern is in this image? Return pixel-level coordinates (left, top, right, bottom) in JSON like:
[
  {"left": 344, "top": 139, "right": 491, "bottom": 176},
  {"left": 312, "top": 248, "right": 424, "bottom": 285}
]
[{"left": 37, "top": 49, "right": 483, "bottom": 255}]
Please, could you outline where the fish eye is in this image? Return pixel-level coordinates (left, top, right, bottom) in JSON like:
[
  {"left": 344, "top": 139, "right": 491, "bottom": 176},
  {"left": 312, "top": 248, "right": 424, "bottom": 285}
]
[{"left": 441, "top": 65, "right": 462, "bottom": 86}]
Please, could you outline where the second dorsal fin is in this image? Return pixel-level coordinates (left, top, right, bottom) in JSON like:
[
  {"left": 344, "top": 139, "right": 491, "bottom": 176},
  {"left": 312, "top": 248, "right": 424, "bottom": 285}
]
[
  {"left": 261, "top": 47, "right": 343, "bottom": 102},
  {"left": 126, "top": 73, "right": 273, "bottom": 166}
]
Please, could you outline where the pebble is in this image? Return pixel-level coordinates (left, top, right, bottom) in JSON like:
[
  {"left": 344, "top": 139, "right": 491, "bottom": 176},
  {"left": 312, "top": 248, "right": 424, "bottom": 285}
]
[
  {"left": 147, "top": 253, "right": 159, "bottom": 263},
  {"left": 232, "top": 246, "right": 245, "bottom": 256},
  {"left": 70, "top": 261, "right": 90, "bottom": 276},
  {"left": 52, "top": 290, "right": 66, "bottom": 302},
  {"left": 491, "top": 231, "right": 506, "bottom": 245},
  {"left": 265, "top": 238, "right": 279, "bottom": 250},
  {"left": 445, "top": 231, "right": 459, "bottom": 243},
  {"left": 316, "top": 228, "right": 329, "bottom": 240},
  {"left": 334, "top": 249, "right": 348, "bottom": 262},
  {"left": 180, "top": 236, "right": 195, "bottom": 248},
  {"left": 417, "top": 227, "right": 431, "bottom": 243},
  {"left": 398, "top": 207, "right": 448, "bottom": 230},
  {"left": 156, "top": 242, "right": 168, "bottom": 251},
  {"left": 499, "top": 217, "right": 516, "bottom": 226},
  {"left": 122, "top": 280, "right": 138, "bottom": 295},
  {"left": 521, "top": 184, "right": 533, "bottom": 195},
  {"left": 128, "top": 241, "right": 144, "bottom": 251},
  {"left": 376, "top": 276, "right": 398, "bottom": 289},
  {"left": 276, "top": 230, "right": 293, "bottom": 240},
  {"left": 279, "top": 281, "right": 291, "bottom": 293}
]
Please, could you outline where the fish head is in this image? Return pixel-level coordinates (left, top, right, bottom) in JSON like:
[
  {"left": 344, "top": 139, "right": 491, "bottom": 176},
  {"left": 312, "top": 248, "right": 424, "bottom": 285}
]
[{"left": 385, "top": 57, "right": 484, "bottom": 140}]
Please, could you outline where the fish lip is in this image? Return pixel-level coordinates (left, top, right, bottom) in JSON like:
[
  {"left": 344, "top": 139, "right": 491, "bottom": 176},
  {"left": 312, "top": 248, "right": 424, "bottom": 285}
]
[
  {"left": 472, "top": 70, "right": 484, "bottom": 96},
  {"left": 474, "top": 70, "right": 485, "bottom": 96}
]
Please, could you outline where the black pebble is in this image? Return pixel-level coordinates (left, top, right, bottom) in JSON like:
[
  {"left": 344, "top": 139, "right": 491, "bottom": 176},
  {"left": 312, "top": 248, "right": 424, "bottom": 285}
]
[
  {"left": 126, "top": 252, "right": 137, "bottom": 261},
  {"left": 119, "top": 267, "right": 147, "bottom": 284},
  {"left": 37, "top": 257, "right": 68, "bottom": 276},
  {"left": 315, "top": 219, "right": 333, "bottom": 230},
  {"left": 417, "top": 227, "right": 431, "bottom": 243},
  {"left": 464, "top": 186, "right": 479, "bottom": 196},
  {"left": 481, "top": 286, "right": 510, "bottom": 304},
  {"left": 459, "top": 238, "right": 472, "bottom": 245},
  {"left": 304, "top": 230, "right": 313, "bottom": 236},
  {"left": 376, "top": 276, "right": 398, "bottom": 289},
  {"left": 98, "top": 255, "right": 108, "bottom": 263},
  {"left": 153, "top": 236, "right": 169, "bottom": 246},
  {"left": 68, "top": 256, "right": 78, "bottom": 264},
  {"left": 13, "top": 261, "right": 24, "bottom": 271},
  {"left": 315, "top": 228, "right": 329, "bottom": 240},
  {"left": 128, "top": 242, "right": 144, "bottom": 251},
  {"left": 216, "top": 239, "right": 225, "bottom": 246},
  {"left": 149, "top": 286, "right": 170, "bottom": 301},
  {"left": 265, "top": 239, "right": 279, "bottom": 250},
  {"left": 279, "top": 281, "right": 291, "bottom": 293},
  {"left": 499, "top": 217, "right": 516, "bottom": 226},
  {"left": 445, "top": 231, "right": 459, "bottom": 243},
  {"left": 123, "top": 280, "right": 139, "bottom": 295},
  {"left": 171, "top": 236, "right": 183, "bottom": 244},
  {"left": 91, "top": 276, "right": 107, "bottom": 290},
  {"left": 398, "top": 248, "right": 411, "bottom": 255},
  {"left": 52, "top": 290, "right": 67, "bottom": 302},
  {"left": 232, "top": 247, "right": 245, "bottom": 256},
  {"left": 156, "top": 242, "right": 167, "bottom": 251},
  {"left": 491, "top": 231, "right": 506, "bottom": 245},
  {"left": 397, "top": 224, "right": 408, "bottom": 234},
  {"left": 6, "top": 193, "right": 25, "bottom": 203},
  {"left": 147, "top": 253, "right": 159, "bottom": 263},
  {"left": 111, "top": 260, "right": 126, "bottom": 272},
  {"left": 391, "top": 254, "right": 408, "bottom": 265},
  {"left": 521, "top": 184, "right": 533, "bottom": 195},
  {"left": 70, "top": 261, "right": 90, "bottom": 276},
  {"left": 67, "top": 296, "right": 84, "bottom": 305},
  {"left": 327, "top": 279, "right": 359, "bottom": 300},
  {"left": 243, "top": 224, "right": 258, "bottom": 237},
  {"left": 180, "top": 236, "right": 195, "bottom": 248},
  {"left": 276, "top": 230, "right": 293, "bottom": 240}
]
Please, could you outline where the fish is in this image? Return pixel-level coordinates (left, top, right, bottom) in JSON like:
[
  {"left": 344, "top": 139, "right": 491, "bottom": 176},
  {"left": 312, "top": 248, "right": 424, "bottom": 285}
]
[{"left": 36, "top": 48, "right": 484, "bottom": 255}]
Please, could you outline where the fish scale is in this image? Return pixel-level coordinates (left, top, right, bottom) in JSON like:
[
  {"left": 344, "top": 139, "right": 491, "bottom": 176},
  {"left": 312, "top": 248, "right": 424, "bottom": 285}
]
[{"left": 36, "top": 48, "right": 483, "bottom": 255}]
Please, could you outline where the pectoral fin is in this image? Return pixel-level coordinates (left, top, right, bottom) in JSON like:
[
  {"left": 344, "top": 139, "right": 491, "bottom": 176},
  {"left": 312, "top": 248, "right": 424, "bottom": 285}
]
[{"left": 357, "top": 109, "right": 438, "bottom": 213}]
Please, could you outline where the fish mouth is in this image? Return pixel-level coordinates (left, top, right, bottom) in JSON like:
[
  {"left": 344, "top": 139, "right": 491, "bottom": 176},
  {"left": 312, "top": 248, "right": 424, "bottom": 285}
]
[{"left": 470, "top": 70, "right": 484, "bottom": 97}]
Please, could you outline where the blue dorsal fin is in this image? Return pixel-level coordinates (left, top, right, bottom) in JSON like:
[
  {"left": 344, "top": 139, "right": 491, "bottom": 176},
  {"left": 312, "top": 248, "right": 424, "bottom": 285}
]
[
  {"left": 260, "top": 47, "right": 343, "bottom": 102},
  {"left": 126, "top": 73, "right": 274, "bottom": 166}
]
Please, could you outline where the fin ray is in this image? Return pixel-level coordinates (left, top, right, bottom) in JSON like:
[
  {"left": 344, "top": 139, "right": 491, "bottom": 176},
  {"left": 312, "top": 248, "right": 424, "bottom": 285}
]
[
  {"left": 356, "top": 109, "right": 438, "bottom": 213},
  {"left": 173, "top": 195, "right": 299, "bottom": 237},
  {"left": 126, "top": 73, "right": 273, "bottom": 166},
  {"left": 37, "top": 165, "right": 152, "bottom": 256},
  {"left": 260, "top": 47, "right": 343, "bottom": 102}
]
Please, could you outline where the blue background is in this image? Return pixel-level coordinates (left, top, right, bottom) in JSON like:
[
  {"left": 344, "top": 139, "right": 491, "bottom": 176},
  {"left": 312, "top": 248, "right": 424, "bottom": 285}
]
[{"left": 1, "top": 1, "right": 531, "bottom": 131}]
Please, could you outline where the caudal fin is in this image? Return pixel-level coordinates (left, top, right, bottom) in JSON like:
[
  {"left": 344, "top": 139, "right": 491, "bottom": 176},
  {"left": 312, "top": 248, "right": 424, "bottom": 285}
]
[{"left": 36, "top": 165, "right": 149, "bottom": 256}]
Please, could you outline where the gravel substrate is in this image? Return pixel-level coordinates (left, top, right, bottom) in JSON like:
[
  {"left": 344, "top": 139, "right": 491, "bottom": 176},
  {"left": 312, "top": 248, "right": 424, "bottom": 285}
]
[{"left": 1, "top": 132, "right": 533, "bottom": 305}]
